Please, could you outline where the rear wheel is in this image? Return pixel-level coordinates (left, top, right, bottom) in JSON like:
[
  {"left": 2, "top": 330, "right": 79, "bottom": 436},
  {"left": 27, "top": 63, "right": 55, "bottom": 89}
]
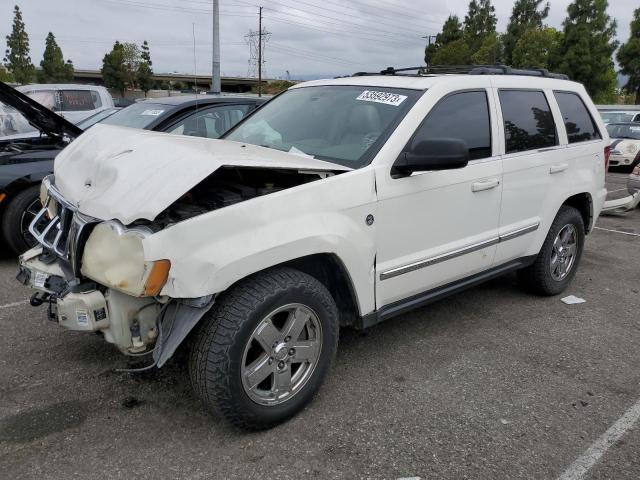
[
  {"left": 1, "top": 185, "right": 42, "bottom": 255},
  {"left": 518, "top": 205, "right": 585, "bottom": 295},
  {"left": 189, "top": 267, "right": 339, "bottom": 430}
]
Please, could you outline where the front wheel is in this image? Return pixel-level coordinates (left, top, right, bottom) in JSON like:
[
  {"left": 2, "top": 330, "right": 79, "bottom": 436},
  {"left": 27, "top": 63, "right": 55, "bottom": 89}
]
[
  {"left": 1, "top": 185, "right": 42, "bottom": 255},
  {"left": 189, "top": 267, "right": 339, "bottom": 430},
  {"left": 518, "top": 205, "right": 585, "bottom": 296}
]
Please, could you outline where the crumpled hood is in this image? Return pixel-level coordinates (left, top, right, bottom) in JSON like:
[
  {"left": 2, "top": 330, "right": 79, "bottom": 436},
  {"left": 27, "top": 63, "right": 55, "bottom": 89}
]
[{"left": 54, "top": 124, "right": 350, "bottom": 224}]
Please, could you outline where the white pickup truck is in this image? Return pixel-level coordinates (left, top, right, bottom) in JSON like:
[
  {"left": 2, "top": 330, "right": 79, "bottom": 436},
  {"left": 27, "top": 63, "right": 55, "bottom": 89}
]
[{"left": 17, "top": 67, "right": 608, "bottom": 430}]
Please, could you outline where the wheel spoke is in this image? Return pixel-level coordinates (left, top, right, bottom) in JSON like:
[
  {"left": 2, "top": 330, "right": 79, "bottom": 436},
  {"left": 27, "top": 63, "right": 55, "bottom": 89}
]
[
  {"left": 282, "top": 307, "right": 310, "bottom": 341},
  {"left": 290, "top": 340, "right": 318, "bottom": 363},
  {"left": 245, "top": 354, "right": 273, "bottom": 390},
  {"left": 566, "top": 244, "right": 577, "bottom": 257},
  {"left": 254, "top": 321, "right": 281, "bottom": 351},
  {"left": 273, "top": 368, "right": 292, "bottom": 394}
]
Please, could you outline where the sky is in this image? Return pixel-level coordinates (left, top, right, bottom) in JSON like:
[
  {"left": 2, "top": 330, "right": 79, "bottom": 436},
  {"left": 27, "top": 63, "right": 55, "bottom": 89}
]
[{"left": 1, "top": 0, "right": 636, "bottom": 80}]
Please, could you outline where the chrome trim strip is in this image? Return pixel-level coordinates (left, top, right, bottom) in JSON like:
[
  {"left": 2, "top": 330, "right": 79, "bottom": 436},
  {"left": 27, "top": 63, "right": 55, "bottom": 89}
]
[{"left": 379, "top": 222, "right": 540, "bottom": 281}]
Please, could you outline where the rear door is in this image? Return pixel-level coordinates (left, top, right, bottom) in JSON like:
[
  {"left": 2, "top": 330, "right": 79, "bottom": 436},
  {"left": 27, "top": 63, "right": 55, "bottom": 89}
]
[
  {"left": 492, "top": 85, "right": 569, "bottom": 264},
  {"left": 375, "top": 86, "right": 503, "bottom": 307}
]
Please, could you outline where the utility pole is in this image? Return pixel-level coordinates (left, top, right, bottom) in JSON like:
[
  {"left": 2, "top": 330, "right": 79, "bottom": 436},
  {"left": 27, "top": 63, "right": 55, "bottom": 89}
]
[
  {"left": 422, "top": 34, "right": 437, "bottom": 67},
  {"left": 211, "top": 0, "right": 221, "bottom": 94},
  {"left": 258, "top": 6, "right": 263, "bottom": 97}
]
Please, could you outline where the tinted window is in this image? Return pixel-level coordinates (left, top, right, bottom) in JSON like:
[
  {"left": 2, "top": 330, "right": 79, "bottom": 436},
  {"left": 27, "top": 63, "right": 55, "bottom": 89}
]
[
  {"left": 59, "top": 90, "right": 101, "bottom": 111},
  {"left": 410, "top": 91, "right": 492, "bottom": 160},
  {"left": 499, "top": 90, "right": 556, "bottom": 153},
  {"left": 167, "top": 104, "right": 251, "bottom": 139},
  {"left": 554, "top": 92, "right": 601, "bottom": 143}
]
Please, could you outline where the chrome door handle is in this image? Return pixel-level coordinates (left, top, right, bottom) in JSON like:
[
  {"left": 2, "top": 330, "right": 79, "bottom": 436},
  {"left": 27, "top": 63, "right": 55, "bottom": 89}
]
[
  {"left": 471, "top": 178, "right": 500, "bottom": 192},
  {"left": 549, "top": 163, "right": 568, "bottom": 174}
]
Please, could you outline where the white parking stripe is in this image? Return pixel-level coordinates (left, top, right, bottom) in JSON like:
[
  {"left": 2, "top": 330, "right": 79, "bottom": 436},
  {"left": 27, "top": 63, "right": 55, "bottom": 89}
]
[
  {"left": 0, "top": 300, "right": 28, "bottom": 309},
  {"left": 594, "top": 227, "right": 640, "bottom": 237},
  {"left": 557, "top": 397, "right": 640, "bottom": 480}
]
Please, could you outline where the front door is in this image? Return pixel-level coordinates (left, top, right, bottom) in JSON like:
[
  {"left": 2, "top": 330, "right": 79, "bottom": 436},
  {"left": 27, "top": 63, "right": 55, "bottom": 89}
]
[{"left": 375, "top": 89, "right": 503, "bottom": 308}]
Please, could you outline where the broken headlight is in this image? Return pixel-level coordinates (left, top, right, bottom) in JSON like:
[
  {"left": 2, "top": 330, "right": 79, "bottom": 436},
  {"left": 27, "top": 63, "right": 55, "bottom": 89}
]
[{"left": 81, "top": 221, "right": 170, "bottom": 297}]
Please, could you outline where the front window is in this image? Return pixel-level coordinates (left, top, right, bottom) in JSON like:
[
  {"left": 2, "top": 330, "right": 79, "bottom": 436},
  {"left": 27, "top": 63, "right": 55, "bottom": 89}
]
[
  {"left": 224, "top": 85, "right": 422, "bottom": 168},
  {"left": 101, "top": 102, "right": 170, "bottom": 129},
  {"left": 607, "top": 123, "right": 640, "bottom": 141}
]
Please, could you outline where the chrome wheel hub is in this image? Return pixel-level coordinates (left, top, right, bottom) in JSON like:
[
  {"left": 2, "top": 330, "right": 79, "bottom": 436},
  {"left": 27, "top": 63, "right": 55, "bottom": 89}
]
[
  {"left": 550, "top": 224, "right": 577, "bottom": 281},
  {"left": 241, "top": 303, "right": 322, "bottom": 406}
]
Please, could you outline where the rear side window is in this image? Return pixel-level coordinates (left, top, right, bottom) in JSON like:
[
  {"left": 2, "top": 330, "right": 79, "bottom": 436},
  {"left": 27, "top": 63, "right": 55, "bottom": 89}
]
[
  {"left": 499, "top": 90, "right": 557, "bottom": 154},
  {"left": 554, "top": 92, "right": 601, "bottom": 143},
  {"left": 411, "top": 90, "right": 492, "bottom": 160},
  {"left": 59, "top": 90, "right": 101, "bottom": 111}
]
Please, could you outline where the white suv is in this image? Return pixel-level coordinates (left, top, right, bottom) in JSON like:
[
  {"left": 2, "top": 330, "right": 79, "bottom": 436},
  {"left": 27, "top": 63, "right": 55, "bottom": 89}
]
[{"left": 17, "top": 68, "right": 608, "bottom": 430}]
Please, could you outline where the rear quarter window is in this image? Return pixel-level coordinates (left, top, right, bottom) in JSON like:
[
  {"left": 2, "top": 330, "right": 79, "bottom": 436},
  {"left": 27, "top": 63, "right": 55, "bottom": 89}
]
[
  {"left": 498, "top": 90, "right": 557, "bottom": 154},
  {"left": 553, "top": 91, "right": 601, "bottom": 144}
]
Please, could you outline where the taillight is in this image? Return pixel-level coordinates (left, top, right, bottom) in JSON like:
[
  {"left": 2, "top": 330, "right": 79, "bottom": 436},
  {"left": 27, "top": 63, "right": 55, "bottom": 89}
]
[{"left": 604, "top": 145, "right": 611, "bottom": 171}]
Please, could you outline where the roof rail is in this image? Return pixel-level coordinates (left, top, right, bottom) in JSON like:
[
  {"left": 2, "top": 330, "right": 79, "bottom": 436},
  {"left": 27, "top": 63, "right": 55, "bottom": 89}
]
[{"left": 352, "top": 65, "right": 570, "bottom": 80}]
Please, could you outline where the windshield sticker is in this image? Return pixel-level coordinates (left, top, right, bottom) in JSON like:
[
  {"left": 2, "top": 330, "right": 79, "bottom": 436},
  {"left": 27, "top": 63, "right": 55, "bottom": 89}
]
[
  {"left": 356, "top": 90, "right": 407, "bottom": 106},
  {"left": 141, "top": 109, "right": 164, "bottom": 116}
]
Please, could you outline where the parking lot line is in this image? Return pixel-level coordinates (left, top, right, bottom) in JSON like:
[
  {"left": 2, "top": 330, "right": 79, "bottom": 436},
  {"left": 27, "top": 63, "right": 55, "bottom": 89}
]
[
  {"left": 0, "top": 300, "right": 28, "bottom": 309},
  {"left": 557, "top": 396, "right": 640, "bottom": 480},
  {"left": 594, "top": 226, "right": 640, "bottom": 237}
]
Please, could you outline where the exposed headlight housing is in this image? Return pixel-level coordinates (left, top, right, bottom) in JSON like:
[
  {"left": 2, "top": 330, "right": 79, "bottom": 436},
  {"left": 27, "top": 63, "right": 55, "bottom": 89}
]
[
  {"left": 81, "top": 221, "right": 170, "bottom": 297},
  {"left": 625, "top": 143, "right": 638, "bottom": 154}
]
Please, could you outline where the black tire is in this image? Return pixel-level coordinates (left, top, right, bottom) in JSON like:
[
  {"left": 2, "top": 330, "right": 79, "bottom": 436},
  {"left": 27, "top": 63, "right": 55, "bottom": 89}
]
[
  {"left": 189, "top": 267, "right": 339, "bottom": 430},
  {"left": 518, "top": 205, "right": 585, "bottom": 296},
  {"left": 1, "top": 185, "right": 41, "bottom": 255}
]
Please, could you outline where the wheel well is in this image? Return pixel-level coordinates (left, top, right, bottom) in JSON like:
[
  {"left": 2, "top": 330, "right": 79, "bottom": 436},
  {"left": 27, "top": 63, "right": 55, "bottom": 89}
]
[
  {"left": 281, "top": 253, "right": 360, "bottom": 327},
  {"left": 563, "top": 193, "right": 593, "bottom": 233}
]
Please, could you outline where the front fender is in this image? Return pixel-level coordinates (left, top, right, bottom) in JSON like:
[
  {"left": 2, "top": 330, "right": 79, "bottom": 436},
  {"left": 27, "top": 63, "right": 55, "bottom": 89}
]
[{"left": 143, "top": 167, "right": 378, "bottom": 315}]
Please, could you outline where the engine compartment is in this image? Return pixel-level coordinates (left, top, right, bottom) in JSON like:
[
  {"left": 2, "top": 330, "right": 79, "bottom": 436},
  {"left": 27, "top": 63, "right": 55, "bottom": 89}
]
[{"left": 142, "top": 166, "right": 335, "bottom": 230}]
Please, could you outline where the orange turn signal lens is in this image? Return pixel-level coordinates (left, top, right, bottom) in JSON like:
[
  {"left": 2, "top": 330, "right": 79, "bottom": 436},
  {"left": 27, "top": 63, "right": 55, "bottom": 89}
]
[
  {"left": 143, "top": 260, "right": 171, "bottom": 296},
  {"left": 0, "top": 193, "right": 6, "bottom": 204}
]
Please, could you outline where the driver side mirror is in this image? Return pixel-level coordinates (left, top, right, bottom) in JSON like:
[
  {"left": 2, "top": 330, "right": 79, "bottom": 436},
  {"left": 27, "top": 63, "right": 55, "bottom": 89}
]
[{"left": 392, "top": 138, "right": 469, "bottom": 176}]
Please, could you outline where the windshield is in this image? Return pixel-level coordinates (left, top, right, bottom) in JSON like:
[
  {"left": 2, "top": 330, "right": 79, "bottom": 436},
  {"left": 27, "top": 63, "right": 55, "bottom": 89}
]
[
  {"left": 101, "top": 102, "right": 171, "bottom": 129},
  {"left": 0, "top": 101, "right": 38, "bottom": 138},
  {"left": 224, "top": 85, "right": 421, "bottom": 167},
  {"left": 607, "top": 123, "right": 640, "bottom": 140},
  {"left": 600, "top": 112, "right": 637, "bottom": 124},
  {"left": 76, "top": 108, "right": 119, "bottom": 129}
]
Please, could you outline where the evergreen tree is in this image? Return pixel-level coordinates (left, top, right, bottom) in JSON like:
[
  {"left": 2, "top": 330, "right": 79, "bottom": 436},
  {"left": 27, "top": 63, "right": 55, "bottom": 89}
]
[
  {"left": 432, "top": 39, "right": 472, "bottom": 65},
  {"left": 137, "top": 40, "right": 153, "bottom": 96},
  {"left": 617, "top": 8, "right": 640, "bottom": 104},
  {"left": 0, "top": 65, "right": 14, "bottom": 82},
  {"left": 464, "top": 0, "right": 497, "bottom": 56},
  {"left": 556, "top": 0, "right": 618, "bottom": 101},
  {"left": 101, "top": 41, "right": 127, "bottom": 97},
  {"left": 38, "top": 32, "right": 73, "bottom": 83},
  {"left": 503, "top": 0, "right": 550, "bottom": 65},
  {"left": 512, "top": 27, "right": 562, "bottom": 69},
  {"left": 425, "top": 15, "right": 463, "bottom": 64},
  {"left": 471, "top": 32, "right": 502, "bottom": 65},
  {"left": 3, "top": 5, "right": 35, "bottom": 84}
]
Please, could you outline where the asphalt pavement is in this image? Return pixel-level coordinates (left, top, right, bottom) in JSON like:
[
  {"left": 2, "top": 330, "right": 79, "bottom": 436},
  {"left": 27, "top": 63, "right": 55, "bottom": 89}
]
[{"left": 0, "top": 172, "right": 638, "bottom": 480}]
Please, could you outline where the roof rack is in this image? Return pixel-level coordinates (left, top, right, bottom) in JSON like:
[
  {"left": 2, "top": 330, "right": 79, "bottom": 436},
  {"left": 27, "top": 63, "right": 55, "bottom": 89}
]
[{"left": 352, "top": 65, "right": 569, "bottom": 80}]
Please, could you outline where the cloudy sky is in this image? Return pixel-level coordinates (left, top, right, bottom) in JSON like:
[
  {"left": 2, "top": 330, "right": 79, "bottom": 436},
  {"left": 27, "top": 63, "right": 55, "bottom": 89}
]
[{"left": 1, "top": 0, "right": 636, "bottom": 80}]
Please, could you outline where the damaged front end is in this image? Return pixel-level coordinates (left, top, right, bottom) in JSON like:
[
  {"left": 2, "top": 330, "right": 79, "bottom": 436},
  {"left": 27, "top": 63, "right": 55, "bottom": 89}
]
[{"left": 16, "top": 175, "right": 214, "bottom": 366}]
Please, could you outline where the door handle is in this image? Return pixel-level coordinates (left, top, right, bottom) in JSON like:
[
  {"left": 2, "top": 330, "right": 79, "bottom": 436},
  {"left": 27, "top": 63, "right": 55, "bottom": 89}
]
[
  {"left": 471, "top": 178, "right": 500, "bottom": 192},
  {"left": 549, "top": 163, "right": 568, "bottom": 174}
]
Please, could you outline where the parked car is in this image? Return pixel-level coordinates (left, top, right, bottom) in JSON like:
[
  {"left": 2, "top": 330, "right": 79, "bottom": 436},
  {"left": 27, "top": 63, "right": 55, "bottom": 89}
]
[
  {"left": 597, "top": 106, "right": 640, "bottom": 125},
  {"left": 606, "top": 123, "right": 640, "bottom": 170},
  {"left": 17, "top": 68, "right": 608, "bottom": 430},
  {"left": 75, "top": 107, "right": 120, "bottom": 129},
  {"left": 0, "top": 81, "right": 267, "bottom": 253},
  {"left": 16, "top": 84, "right": 115, "bottom": 124}
]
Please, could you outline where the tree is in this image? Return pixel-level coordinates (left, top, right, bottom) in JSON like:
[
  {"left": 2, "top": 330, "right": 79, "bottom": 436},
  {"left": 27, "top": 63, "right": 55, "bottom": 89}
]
[
  {"left": 101, "top": 41, "right": 127, "bottom": 97},
  {"left": 464, "top": 0, "right": 497, "bottom": 56},
  {"left": 425, "top": 15, "right": 463, "bottom": 64},
  {"left": 122, "top": 42, "right": 140, "bottom": 89},
  {"left": 432, "top": 39, "right": 472, "bottom": 65},
  {"left": 471, "top": 32, "right": 502, "bottom": 64},
  {"left": 137, "top": 40, "right": 153, "bottom": 96},
  {"left": 503, "top": 0, "right": 550, "bottom": 65},
  {"left": 3, "top": 5, "right": 35, "bottom": 84},
  {"left": 0, "top": 65, "right": 14, "bottom": 82},
  {"left": 617, "top": 8, "right": 640, "bottom": 104},
  {"left": 512, "top": 27, "right": 562, "bottom": 69},
  {"left": 38, "top": 32, "right": 73, "bottom": 83},
  {"left": 556, "top": 0, "right": 618, "bottom": 100}
]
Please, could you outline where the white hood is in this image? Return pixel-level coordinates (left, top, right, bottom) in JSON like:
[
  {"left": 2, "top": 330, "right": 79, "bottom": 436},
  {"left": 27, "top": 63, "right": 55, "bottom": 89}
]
[{"left": 54, "top": 124, "right": 349, "bottom": 224}]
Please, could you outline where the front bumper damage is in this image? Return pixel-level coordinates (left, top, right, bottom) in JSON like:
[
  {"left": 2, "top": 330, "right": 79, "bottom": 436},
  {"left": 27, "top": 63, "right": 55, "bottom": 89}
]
[{"left": 17, "top": 177, "right": 216, "bottom": 367}]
